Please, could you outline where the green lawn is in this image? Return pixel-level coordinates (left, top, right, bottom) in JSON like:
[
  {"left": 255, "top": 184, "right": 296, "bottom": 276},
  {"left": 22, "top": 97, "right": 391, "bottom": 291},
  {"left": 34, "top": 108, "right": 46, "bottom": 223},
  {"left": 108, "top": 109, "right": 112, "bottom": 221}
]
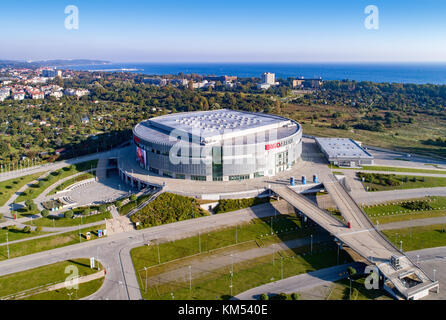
[
  {"left": 15, "top": 160, "right": 98, "bottom": 203},
  {"left": 358, "top": 172, "right": 446, "bottom": 191},
  {"left": 364, "top": 196, "right": 446, "bottom": 224},
  {"left": 130, "top": 215, "right": 344, "bottom": 300},
  {"left": 0, "top": 173, "right": 44, "bottom": 206},
  {"left": 24, "top": 211, "right": 112, "bottom": 228},
  {"left": 0, "top": 224, "right": 106, "bottom": 261},
  {"left": 0, "top": 258, "right": 103, "bottom": 300},
  {"left": 214, "top": 197, "right": 274, "bottom": 214},
  {"left": 131, "top": 215, "right": 315, "bottom": 268},
  {"left": 24, "top": 277, "right": 104, "bottom": 300},
  {"left": 330, "top": 165, "right": 446, "bottom": 175},
  {"left": 327, "top": 276, "right": 392, "bottom": 300},
  {"left": 48, "top": 171, "right": 96, "bottom": 195},
  {"left": 137, "top": 243, "right": 351, "bottom": 300},
  {"left": 383, "top": 224, "right": 446, "bottom": 251},
  {"left": 0, "top": 227, "right": 50, "bottom": 244}
]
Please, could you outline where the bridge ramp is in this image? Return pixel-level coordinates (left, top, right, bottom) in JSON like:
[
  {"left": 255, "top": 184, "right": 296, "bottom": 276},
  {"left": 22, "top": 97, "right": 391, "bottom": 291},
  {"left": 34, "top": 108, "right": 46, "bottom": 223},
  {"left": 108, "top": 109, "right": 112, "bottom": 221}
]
[{"left": 272, "top": 184, "right": 439, "bottom": 300}]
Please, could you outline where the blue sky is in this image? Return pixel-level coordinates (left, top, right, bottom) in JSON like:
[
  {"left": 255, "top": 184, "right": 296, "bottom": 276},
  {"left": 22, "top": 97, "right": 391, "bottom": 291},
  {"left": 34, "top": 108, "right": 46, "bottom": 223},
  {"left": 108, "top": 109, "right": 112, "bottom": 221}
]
[{"left": 1, "top": 0, "right": 446, "bottom": 62}]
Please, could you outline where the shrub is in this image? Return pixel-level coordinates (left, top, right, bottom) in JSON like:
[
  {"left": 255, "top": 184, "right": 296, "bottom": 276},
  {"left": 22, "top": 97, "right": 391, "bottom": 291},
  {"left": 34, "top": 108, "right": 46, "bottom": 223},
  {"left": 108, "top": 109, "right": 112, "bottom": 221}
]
[
  {"left": 130, "top": 193, "right": 207, "bottom": 228},
  {"left": 22, "top": 226, "right": 31, "bottom": 233},
  {"left": 347, "top": 266, "right": 357, "bottom": 276},
  {"left": 25, "top": 199, "right": 34, "bottom": 209},
  {"left": 214, "top": 197, "right": 272, "bottom": 214},
  {"left": 259, "top": 293, "right": 269, "bottom": 300},
  {"left": 41, "top": 209, "right": 50, "bottom": 218},
  {"left": 291, "top": 293, "right": 300, "bottom": 300},
  {"left": 64, "top": 211, "right": 74, "bottom": 219},
  {"left": 130, "top": 194, "right": 137, "bottom": 202},
  {"left": 35, "top": 226, "right": 42, "bottom": 233},
  {"left": 99, "top": 204, "right": 107, "bottom": 213}
]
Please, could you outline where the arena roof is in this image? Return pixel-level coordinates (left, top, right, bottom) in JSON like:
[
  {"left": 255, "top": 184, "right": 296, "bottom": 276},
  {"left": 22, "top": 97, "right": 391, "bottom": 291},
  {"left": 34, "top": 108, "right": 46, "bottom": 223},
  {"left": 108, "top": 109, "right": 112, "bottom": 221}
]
[
  {"left": 136, "top": 109, "right": 299, "bottom": 145},
  {"left": 315, "top": 138, "right": 373, "bottom": 160}
]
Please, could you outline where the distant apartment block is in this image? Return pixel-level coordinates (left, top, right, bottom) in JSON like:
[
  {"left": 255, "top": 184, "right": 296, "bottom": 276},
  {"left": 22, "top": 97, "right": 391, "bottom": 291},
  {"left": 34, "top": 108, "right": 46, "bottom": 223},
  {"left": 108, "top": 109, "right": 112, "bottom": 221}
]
[
  {"left": 64, "top": 88, "right": 90, "bottom": 97},
  {"left": 41, "top": 69, "right": 57, "bottom": 78},
  {"left": 204, "top": 75, "right": 238, "bottom": 82},
  {"left": 143, "top": 78, "right": 168, "bottom": 86},
  {"left": 257, "top": 72, "right": 279, "bottom": 89},
  {"left": 12, "top": 92, "right": 25, "bottom": 100},
  {"left": 0, "top": 88, "right": 10, "bottom": 102},
  {"left": 292, "top": 77, "right": 323, "bottom": 89}
]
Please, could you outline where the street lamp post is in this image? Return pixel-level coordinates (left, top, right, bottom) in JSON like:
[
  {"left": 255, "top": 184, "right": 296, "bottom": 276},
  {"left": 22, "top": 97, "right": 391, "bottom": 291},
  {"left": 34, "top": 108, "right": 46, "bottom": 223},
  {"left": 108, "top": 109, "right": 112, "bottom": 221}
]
[
  {"left": 281, "top": 257, "right": 283, "bottom": 280},
  {"left": 270, "top": 216, "right": 273, "bottom": 235},
  {"left": 337, "top": 243, "right": 340, "bottom": 265},
  {"left": 6, "top": 231, "right": 9, "bottom": 259},
  {"left": 400, "top": 240, "right": 403, "bottom": 252},
  {"left": 144, "top": 267, "right": 148, "bottom": 294},
  {"left": 310, "top": 234, "right": 313, "bottom": 255},
  {"left": 230, "top": 271, "right": 233, "bottom": 297},
  {"left": 417, "top": 254, "right": 420, "bottom": 264},
  {"left": 348, "top": 276, "right": 352, "bottom": 300},
  {"left": 189, "top": 266, "right": 192, "bottom": 291},
  {"left": 434, "top": 269, "right": 437, "bottom": 282}
]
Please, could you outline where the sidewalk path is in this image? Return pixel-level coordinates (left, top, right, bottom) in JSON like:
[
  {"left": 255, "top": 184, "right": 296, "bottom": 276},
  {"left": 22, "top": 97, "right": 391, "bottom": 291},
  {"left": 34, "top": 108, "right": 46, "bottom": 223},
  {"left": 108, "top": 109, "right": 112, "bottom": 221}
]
[{"left": 234, "top": 262, "right": 363, "bottom": 300}]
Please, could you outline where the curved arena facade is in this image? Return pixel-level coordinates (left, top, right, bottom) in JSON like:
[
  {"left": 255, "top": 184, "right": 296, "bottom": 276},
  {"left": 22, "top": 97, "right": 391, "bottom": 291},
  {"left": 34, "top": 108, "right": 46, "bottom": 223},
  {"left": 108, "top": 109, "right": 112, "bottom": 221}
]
[{"left": 133, "top": 109, "right": 302, "bottom": 181}]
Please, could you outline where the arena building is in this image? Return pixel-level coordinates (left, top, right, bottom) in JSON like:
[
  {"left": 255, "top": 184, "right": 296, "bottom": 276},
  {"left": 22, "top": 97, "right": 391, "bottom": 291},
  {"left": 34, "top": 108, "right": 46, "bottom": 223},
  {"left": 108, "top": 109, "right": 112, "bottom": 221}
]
[{"left": 132, "top": 109, "right": 302, "bottom": 181}]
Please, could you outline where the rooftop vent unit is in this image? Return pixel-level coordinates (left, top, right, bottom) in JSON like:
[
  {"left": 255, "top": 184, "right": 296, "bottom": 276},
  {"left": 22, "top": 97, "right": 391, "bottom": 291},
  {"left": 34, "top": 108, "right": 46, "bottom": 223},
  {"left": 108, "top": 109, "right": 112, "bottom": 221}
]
[{"left": 391, "top": 255, "right": 403, "bottom": 270}]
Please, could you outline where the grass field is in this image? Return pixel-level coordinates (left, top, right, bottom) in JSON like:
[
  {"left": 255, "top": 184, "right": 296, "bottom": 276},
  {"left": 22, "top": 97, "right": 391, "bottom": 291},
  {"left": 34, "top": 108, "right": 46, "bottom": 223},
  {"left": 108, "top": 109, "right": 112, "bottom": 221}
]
[
  {"left": 363, "top": 196, "right": 446, "bottom": 224},
  {"left": 0, "top": 227, "right": 50, "bottom": 244},
  {"left": 0, "top": 173, "right": 44, "bottom": 206},
  {"left": 358, "top": 173, "right": 446, "bottom": 192},
  {"left": 24, "top": 277, "right": 104, "bottom": 300},
  {"left": 130, "top": 215, "right": 349, "bottom": 300},
  {"left": 15, "top": 160, "right": 98, "bottom": 203},
  {"left": 327, "top": 276, "right": 391, "bottom": 300},
  {"left": 0, "top": 258, "right": 103, "bottom": 300},
  {"left": 383, "top": 224, "right": 446, "bottom": 251},
  {"left": 131, "top": 215, "right": 316, "bottom": 268},
  {"left": 0, "top": 224, "right": 105, "bottom": 261},
  {"left": 137, "top": 243, "right": 351, "bottom": 300},
  {"left": 330, "top": 165, "right": 446, "bottom": 175},
  {"left": 24, "top": 211, "right": 112, "bottom": 228}
]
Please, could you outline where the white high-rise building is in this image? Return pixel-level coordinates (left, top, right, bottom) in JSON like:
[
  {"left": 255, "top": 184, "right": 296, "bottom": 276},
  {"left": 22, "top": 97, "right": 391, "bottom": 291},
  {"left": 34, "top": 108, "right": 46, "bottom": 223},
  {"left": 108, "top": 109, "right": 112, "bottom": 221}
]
[{"left": 262, "top": 72, "right": 276, "bottom": 85}]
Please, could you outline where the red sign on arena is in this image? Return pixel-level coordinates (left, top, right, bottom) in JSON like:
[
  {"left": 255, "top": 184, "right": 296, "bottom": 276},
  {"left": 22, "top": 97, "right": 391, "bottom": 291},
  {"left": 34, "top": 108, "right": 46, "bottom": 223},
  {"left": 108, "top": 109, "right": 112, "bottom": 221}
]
[{"left": 265, "top": 142, "right": 281, "bottom": 150}]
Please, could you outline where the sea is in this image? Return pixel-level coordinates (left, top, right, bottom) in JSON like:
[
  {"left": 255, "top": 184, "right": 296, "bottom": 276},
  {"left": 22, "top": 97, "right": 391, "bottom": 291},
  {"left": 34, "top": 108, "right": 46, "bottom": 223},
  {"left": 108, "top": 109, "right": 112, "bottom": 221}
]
[{"left": 68, "top": 63, "right": 446, "bottom": 85}]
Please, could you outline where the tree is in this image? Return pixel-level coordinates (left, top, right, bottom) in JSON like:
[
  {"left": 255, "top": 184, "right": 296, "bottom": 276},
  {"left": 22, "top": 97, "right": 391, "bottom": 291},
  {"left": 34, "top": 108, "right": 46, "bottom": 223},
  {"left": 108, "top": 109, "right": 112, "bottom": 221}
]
[
  {"left": 64, "top": 211, "right": 74, "bottom": 219},
  {"left": 41, "top": 209, "right": 49, "bottom": 218},
  {"left": 22, "top": 226, "right": 31, "bottom": 233},
  {"left": 130, "top": 194, "right": 137, "bottom": 202},
  {"left": 35, "top": 226, "right": 42, "bottom": 233},
  {"left": 115, "top": 200, "right": 123, "bottom": 208},
  {"left": 99, "top": 204, "right": 107, "bottom": 213},
  {"left": 347, "top": 266, "right": 357, "bottom": 277},
  {"left": 291, "top": 293, "right": 300, "bottom": 300},
  {"left": 25, "top": 200, "right": 35, "bottom": 211},
  {"left": 259, "top": 293, "right": 269, "bottom": 300}
]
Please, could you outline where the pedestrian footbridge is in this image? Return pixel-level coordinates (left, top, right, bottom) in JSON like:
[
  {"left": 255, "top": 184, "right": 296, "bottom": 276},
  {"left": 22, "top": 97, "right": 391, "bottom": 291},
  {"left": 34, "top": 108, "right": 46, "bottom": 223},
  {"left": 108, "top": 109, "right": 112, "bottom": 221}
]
[{"left": 271, "top": 177, "right": 439, "bottom": 300}]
